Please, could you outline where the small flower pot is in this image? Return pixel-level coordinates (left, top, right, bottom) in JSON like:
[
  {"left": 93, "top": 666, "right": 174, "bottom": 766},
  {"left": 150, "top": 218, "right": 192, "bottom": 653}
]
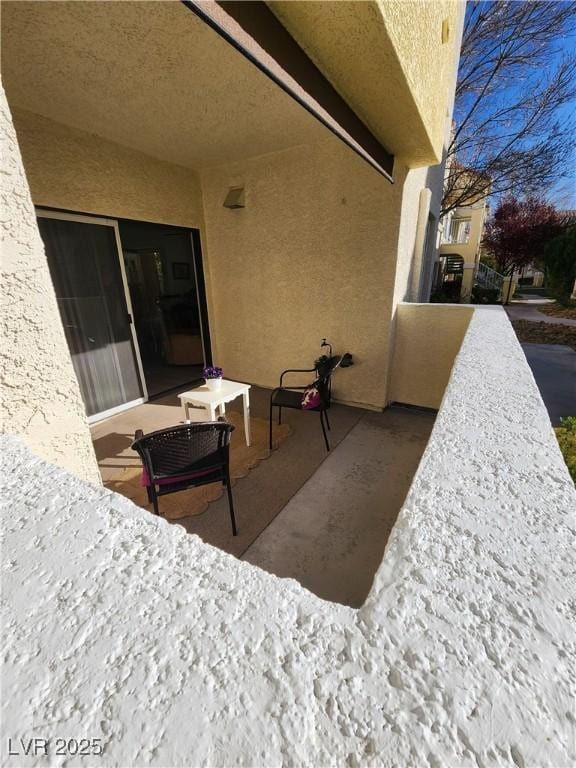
[{"left": 205, "top": 377, "right": 223, "bottom": 391}]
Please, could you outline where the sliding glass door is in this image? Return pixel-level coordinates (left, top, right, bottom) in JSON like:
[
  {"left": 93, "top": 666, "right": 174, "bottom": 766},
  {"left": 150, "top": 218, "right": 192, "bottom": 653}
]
[{"left": 37, "top": 211, "right": 146, "bottom": 421}]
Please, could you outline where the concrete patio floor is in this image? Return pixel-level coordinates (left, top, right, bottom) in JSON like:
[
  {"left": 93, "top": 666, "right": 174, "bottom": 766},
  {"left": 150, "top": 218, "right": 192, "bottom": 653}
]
[
  {"left": 91, "top": 386, "right": 434, "bottom": 606},
  {"left": 243, "top": 407, "right": 435, "bottom": 607}
]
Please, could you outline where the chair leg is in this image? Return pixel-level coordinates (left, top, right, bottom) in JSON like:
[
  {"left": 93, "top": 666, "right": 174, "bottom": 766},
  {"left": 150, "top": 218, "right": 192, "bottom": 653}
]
[
  {"left": 150, "top": 487, "right": 160, "bottom": 516},
  {"left": 269, "top": 399, "right": 274, "bottom": 450},
  {"left": 324, "top": 409, "right": 331, "bottom": 431},
  {"left": 225, "top": 474, "right": 237, "bottom": 536},
  {"left": 278, "top": 406, "right": 282, "bottom": 426},
  {"left": 320, "top": 411, "right": 330, "bottom": 452}
]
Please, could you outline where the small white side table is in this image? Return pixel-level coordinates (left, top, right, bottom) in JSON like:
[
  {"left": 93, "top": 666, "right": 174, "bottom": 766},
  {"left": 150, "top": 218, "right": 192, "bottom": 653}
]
[{"left": 178, "top": 380, "right": 252, "bottom": 447}]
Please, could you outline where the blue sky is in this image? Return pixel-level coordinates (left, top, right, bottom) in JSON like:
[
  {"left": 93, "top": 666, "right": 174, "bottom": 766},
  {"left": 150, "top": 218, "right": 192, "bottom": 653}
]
[
  {"left": 548, "top": 33, "right": 576, "bottom": 209},
  {"left": 457, "top": 1, "right": 575, "bottom": 210}
]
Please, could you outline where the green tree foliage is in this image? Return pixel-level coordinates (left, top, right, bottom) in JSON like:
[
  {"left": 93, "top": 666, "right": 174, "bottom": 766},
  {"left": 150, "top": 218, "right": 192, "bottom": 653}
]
[{"left": 543, "top": 226, "right": 576, "bottom": 304}]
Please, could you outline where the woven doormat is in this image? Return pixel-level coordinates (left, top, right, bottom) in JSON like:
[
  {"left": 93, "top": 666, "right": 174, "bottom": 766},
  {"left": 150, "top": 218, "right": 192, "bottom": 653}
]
[{"left": 105, "top": 411, "right": 291, "bottom": 520}]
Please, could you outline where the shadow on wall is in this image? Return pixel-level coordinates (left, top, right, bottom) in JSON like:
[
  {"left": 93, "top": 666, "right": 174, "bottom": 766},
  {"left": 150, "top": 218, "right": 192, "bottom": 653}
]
[
  {"left": 390, "top": 303, "right": 474, "bottom": 409},
  {"left": 396, "top": 159, "right": 446, "bottom": 305}
]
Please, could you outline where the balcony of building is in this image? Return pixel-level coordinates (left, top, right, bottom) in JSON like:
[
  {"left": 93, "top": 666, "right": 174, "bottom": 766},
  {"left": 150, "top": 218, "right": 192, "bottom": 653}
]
[{"left": 3, "top": 304, "right": 574, "bottom": 766}]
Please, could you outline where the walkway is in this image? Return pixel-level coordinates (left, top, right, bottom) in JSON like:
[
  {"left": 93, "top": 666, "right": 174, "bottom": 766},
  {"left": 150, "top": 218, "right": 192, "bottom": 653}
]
[
  {"left": 521, "top": 343, "right": 576, "bottom": 425},
  {"left": 505, "top": 297, "right": 576, "bottom": 424},
  {"left": 506, "top": 302, "right": 576, "bottom": 326}
]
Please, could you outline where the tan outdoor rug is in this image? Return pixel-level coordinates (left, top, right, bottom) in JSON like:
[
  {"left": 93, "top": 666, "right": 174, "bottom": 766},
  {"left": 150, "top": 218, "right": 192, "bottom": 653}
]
[{"left": 104, "top": 412, "right": 291, "bottom": 521}]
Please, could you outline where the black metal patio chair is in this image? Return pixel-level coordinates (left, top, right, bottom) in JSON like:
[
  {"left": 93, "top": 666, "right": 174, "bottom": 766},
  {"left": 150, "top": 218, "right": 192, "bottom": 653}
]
[
  {"left": 131, "top": 421, "right": 237, "bottom": 535},
  {"left": 269, "top": 344, "right": 353, "bottom": 452}
]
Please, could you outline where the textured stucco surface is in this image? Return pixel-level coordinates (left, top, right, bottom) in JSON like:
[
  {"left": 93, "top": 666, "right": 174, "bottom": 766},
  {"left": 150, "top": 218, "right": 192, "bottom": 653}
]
[
  {"left": 11, "top": 110, "right": 440, "bottom": 412},
  {"left": 2, "top": 0, "right": 462, "bottom": 171},
  {"left": 1, "top": 0, "right": 327, "bottom": 171},
  {"left": 390, "top": 303, "right": 473, "bottom": 409},
  {"left": 3, "top": 0, "right": 463, "bottom": 416},
  {"left": 2, "top": 307, "right": 575, "bottom": 767},
  {"left": 377, "top": 0, "right": 465, "bottom": 161},
  {"left": 200, "top": 137, "right": 408, "bottom": 409},
  {"left": 0, "top": 86, "right": 99, "bottom": 484},
  {"left": 392, "top": 166, "right": 431, "bottom": 306},
  {"left": 270, "top": 0, "right": 464, "bottom": 166},
  {"left": 11, "top": 109, "right": 205, "bottom": 230}
]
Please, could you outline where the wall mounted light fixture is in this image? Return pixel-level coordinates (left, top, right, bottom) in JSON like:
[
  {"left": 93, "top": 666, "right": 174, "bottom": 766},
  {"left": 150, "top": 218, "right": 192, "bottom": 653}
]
[{"left": 223, "top": 187, "right": 245, "bottom": 209}]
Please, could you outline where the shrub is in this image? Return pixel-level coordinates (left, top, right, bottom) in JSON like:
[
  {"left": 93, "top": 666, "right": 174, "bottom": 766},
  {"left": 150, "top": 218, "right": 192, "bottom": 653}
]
[
  {"left": 555, "top": 416, "right": 576, "bottom": 484},
  {"left": 471, "top": 286, "right": 500, "bottom": 304},
  {"left": 544, "top": 226, "right": 576, "bottom": 305},
  {"left": 430, "top": 283, "right": 461, "bottom": 303}
]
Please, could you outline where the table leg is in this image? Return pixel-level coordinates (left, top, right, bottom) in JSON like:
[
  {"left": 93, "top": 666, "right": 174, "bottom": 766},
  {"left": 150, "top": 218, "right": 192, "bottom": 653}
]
[
  {"left": 219, "top": 402, "right": 226, "bottom": 418},
  {"left": 243, "top": 391, "right": 251, "bottom": 447},
  {"left": 183, "top": 401, "right": 189, "bottom": 421},
  {"left": 209, "top": 405, "right": 217, "bottom": 422}
]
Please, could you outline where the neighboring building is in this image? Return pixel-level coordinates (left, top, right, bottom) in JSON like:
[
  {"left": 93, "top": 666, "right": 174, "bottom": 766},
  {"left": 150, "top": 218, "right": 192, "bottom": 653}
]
[
  {"left": 518, "top": 263, "right": 545, "bottom": 288},
  {"left": 1, "top": 0, "right": 464, "bottom": 478},
  {"left": 436, "top": 169, "right": 490, "bottom": 302}
]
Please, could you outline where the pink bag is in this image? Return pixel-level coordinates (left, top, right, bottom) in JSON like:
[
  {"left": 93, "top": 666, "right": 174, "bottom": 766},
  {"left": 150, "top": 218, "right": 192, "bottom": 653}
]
[{"left": 301, "top": 385, "right": 321, "bottom": 410}]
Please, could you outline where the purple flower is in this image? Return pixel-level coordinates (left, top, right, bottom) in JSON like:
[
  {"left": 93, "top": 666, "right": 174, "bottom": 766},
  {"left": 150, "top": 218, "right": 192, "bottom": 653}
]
[{"left": 203, "top": 365, "right": 223, "bottom": 379}]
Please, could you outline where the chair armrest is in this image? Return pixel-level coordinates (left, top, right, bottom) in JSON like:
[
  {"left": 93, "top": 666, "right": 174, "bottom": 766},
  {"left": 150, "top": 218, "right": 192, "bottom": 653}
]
[{"left": 280, "top": 367, "right": 316, "bottom": 386}]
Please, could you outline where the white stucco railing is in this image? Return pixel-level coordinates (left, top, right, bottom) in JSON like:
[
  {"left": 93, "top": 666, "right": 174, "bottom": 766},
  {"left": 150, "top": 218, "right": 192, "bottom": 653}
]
[{"left": 1, "top": 307, "right": 574, "bottom": 767}]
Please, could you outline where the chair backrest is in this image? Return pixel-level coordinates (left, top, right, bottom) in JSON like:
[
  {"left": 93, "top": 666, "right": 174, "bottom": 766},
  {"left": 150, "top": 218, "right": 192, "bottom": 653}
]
[
  {"left": 314, "top": 354, "right": 351, "bottom": 404},
  {"left": 132, "top": 422, "right": 234, "bottom": 482}
]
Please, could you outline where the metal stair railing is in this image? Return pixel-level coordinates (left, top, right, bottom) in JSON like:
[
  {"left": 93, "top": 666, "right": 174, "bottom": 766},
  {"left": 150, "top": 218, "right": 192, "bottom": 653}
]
[{"left": 475, "top": 261, "right": 504, "bottom": 291}]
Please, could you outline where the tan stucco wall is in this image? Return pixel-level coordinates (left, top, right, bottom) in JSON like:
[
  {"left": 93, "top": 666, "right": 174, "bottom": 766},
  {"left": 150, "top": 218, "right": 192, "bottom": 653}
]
[
  {"left": 11, "top": 107, "right": 441, "bottom": 412},
  {"left": 0, "top": 88, "right": 100, "bottom": 484},
  {"left": 389, "top": 303, "right": 473, "bottom": 409},
  {"left": 392, "top": 167, "right": 431, "bottom": 305},
  {"left": 377, "top": 0, "right": 465, "bottom": 162},
  {"left": 2, "top": 1, "right": 328, "bottom": 173},
  {"left": 11, "top": 109, "right": 205, "bottom": 229},
  {"left": 200, "top": 136, "right": 408, "bottom": 409},
  {"left": 270, "top": 0, "right": 464, "bottom": 166}
]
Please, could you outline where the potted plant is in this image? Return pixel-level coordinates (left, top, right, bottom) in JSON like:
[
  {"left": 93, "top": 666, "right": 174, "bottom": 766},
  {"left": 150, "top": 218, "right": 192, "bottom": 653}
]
[{"left": 203, "top": 365, "right": 224, "bottom": 391}]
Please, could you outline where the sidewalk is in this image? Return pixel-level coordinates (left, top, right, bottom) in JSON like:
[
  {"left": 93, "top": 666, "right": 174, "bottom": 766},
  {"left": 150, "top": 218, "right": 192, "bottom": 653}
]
[
  {"left": 521, "top": 343, "right": 576, "bottom": 425},
  {"left": 505, "top": 302, "right": 576, "bottom": 327}
]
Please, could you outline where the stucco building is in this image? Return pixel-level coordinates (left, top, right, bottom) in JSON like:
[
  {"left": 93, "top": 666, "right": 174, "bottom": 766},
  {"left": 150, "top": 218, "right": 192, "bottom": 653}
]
[
  {"left": 2, "top": 3, "right": 575, "bottom": 767},
  {"left": 438, "top": 198, "right": 490, "bottom": 301},
  {"left": 2, "top": 0, "right": 463, "bottom": 477},
  {"left": 436, "top": 164, "right": 491, "bottom": 303}
]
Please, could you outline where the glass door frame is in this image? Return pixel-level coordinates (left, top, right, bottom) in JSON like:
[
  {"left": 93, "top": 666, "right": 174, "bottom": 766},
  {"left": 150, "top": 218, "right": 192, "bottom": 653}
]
[
  {"left": 36, "top": 209, "right": 149, "bottom": 423},
  {"left": 190, "top": 228, "right": 213, "bottom": 368}
]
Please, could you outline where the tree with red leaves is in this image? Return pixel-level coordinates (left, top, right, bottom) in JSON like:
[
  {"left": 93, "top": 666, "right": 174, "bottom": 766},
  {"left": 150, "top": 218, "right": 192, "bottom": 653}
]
[{"left": 482, "top": 197, "right": 566, "bottom": 302}]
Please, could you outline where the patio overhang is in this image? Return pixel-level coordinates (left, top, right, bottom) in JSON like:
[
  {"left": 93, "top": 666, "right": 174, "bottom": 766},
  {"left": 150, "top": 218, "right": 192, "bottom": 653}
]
[
  {"left": 267, "top": 0, "right": 462, "bottom": 167},
  {"left": 0, "top": 0, "right": 332, "bottom": 174},
  {"left": 2, "top": 0, "right": 460, "bottom": 176},
  {"left": 182, "top": 0, "right": 395, "bottom": 181}
]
